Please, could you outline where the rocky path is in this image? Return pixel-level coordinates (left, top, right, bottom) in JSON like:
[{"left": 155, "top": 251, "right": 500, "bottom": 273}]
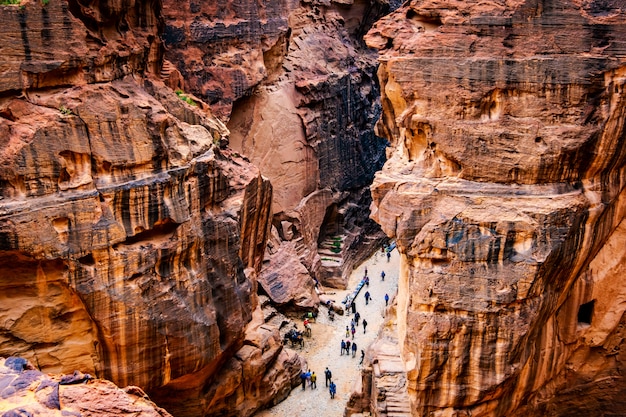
[{"left": 256, "top": 246, "right": 400, "bottom": 417}]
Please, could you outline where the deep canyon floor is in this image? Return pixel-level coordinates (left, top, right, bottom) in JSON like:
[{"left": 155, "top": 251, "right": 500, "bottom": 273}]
[{"left": 256, "top": 247, "right": 401, "bottom": 417}]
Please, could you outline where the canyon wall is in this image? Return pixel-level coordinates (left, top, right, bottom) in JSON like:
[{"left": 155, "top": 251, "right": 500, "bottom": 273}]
[
  {"left": 365, "top": 1, "right": 626, "bottom": 416},
  {"left": 0, "top": 1, "right": 300, "bottom": 416},
  {"left": 162, "top": 0, "right": 397, "bottom": 300}
]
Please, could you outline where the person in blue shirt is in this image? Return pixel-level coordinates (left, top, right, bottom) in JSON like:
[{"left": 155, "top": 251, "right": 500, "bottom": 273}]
[{"left": 329, "top": 381, "right": 337, "bottom": 399}]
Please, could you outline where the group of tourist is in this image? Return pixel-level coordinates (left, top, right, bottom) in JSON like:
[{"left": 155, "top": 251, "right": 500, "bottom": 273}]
[
  {"left": 297, "top": 244, "right": 394, "bottom": 401},
  {"left": 301, "top": 367, "right": 337, "bottom": 398}
]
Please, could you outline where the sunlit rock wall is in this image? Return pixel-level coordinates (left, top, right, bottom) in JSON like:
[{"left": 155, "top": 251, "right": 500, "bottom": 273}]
[
  {"left": 0, "top": 1, "right": 297, "bottom": 416},
  {"left": 365, "top": 0, "right": 626, "bottom": 416}
]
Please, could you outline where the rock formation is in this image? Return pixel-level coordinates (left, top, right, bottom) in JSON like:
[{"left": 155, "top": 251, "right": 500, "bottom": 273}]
[
  {"left": 0, "top": 356, "right": 172, "bottom": 417},
  {"left": 364, "top": 0, "right": 626, "bottom": 416},
  {"left": 161, "top": 0, "right": 397, "bottom": 302},
  {"left": 0, "top": 1, "right": 300, "bottom": 416}
]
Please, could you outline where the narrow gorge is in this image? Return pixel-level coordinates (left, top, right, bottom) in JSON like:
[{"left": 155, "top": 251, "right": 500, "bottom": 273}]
[{"left": 0, "top": 1, "right": 625, "bottom": 417}]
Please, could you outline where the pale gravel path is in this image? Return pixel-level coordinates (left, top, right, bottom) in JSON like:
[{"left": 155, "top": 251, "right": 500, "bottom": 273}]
[{"left": 255, "top": 246, "right": 400, "bottom": 417}]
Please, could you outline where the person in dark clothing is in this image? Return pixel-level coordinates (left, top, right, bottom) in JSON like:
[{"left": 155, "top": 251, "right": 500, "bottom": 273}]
[
  {"left": 385, "top": 293, "right": 390, "bottom": 306},
  {"left": 387, "top": 251, "right": 391, "bottom": 262},
  {"left": 346, "top": 340, "right": 351, "bottom": 353},
  {"left": 364, "top": 291, "right": 371, "bottom": 305},
  {"left": 355, "top": 311, "right": 360, "bottom": 326},
  {"left": 329, "top": 381, "right": 337, "bottom": 399},
  {"left": 360, "top": 349, "right": 365, "bottom": 364},
  {"left": 341, "top": 339, "right": 346, "bottom": 355},
  {"left": 325, "top": 367, "right": 332, "bottom": 386},
  {"left": 351, "top": 342, "right": 357, "bottom": 357},
  {"left": 301, "top": 371, "right": 307, "bottom": 390},
  {"left": 381, "top": 271, "right": 386, "bottom": 281},
  {"left": 363, "top": 319, "right": 368, "bottom": 333}
]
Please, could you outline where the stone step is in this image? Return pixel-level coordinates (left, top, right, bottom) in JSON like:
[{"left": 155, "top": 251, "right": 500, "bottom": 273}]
[
  {"left": 160, "top": 60, "right": 176, "bottom": 79},
  {"left": 386, "top": 404, "right": 411, "bottom": 411}
]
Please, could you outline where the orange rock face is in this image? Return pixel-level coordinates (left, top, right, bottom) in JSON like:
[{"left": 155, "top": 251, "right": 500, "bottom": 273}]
[
  {"left": 0, "top": 1, "right": 298, "bottom": 416},
  {"left": 366, "top": 1, "right": 626, "bottom": 416}
]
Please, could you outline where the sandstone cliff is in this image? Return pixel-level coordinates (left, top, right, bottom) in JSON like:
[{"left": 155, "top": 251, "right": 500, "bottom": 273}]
[
  {"left": 162, "top": 0, "right": 397, "bottom": 302},
  {"left": 364, "top": 1, "right": 626, "bottom": 416},
  {"left": 0, "top": 1, "right": 300, "bottom": 416}
]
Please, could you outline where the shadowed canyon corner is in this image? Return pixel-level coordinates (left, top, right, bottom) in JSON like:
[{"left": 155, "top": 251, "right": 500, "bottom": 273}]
[{"left": 0, "top": 1, "right": 625, "bottom": 417}]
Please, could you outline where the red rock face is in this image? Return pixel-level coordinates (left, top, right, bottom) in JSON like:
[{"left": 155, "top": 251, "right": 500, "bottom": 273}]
[
  {"left": 365, "top": 1, "right": 626, "bottom": 416},
  {"left": 161, "top": 0, "right": 293, "bottom": 120},
  {"left": 162, "top": 0, "right": 394, "bottom": 299},
  {"left": 0, "top": 1, "right": 296, "bottom": 417}
]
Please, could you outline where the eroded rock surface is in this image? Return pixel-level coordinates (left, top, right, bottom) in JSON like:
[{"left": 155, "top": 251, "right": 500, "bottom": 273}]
[
  {"left": 0, "top": 357, "right": 172, "bottom": 417},
  {"left": 162, "top": 0, "right": 396, "bottom": 300},
  {"left": 365, "top": 1, "right": 626, "bottom": 416},
  {"left": 0, "top": 1, "right": 299, "bottom": 416}
]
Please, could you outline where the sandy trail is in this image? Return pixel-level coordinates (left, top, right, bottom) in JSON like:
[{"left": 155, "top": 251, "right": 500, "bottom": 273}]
[{"left": 255, "top": 246, "right": 400, "bottom": 417}]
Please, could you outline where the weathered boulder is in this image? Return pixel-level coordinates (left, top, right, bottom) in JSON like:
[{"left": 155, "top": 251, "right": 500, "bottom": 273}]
[
  {"left": 365, "top": 1, "right": 626, "bottom": 416},
  {"left": 0, "top": 357, "right": 172, "bottom": 417}
]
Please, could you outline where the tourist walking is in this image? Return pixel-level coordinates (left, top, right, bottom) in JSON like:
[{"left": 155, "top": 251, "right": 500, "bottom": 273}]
[
  {"left": 351, "top": 325, "right": 356, "bottom": 339},
  {"left": 381, "top": 270, "right": 385, "bottom": 281},
  {"left": 363, "top": 319, "right": 368, "bottom": 333},
  {"left": 346, "top": 340, "right": 351, "bottom": 354},
  {"left": 360, "top": 349, "right": 365, "bottom": 364},
  {"left": 325, "top": 367, "right": 332, "bottom": 387},
  {"left": 385, "top": 293, "right": 389, "bottom": 306},
  {"left": 387, "top": 251, "right": 391, "bottom": 262},
  {"left": 329, "top": 381, "right": 337, "bottom": 399},
  {"left": 364, "top": 291, "right": 371, "bottom": 305},
  {"left": 300, "top": 371, "right": 307, "bottom": 390},
  {"left": 310, "top": 371, "right": 317, "bottom": 389},
  {"left": 351, "top": 342, "right": 357, "bottom": 357},
  {"left": 346, "top": 326, "right": 350, "bottom": 338},
  {"left": 341, "top": 339, "right": 346, "bottom": 355},
  {"left": 355, "top": 311, "right": 360, "bottom": 326}
]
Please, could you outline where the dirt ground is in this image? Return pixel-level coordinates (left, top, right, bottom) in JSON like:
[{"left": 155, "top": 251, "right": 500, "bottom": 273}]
[{"left": 255, "top": 246, "right": 400, "bottom": 417}]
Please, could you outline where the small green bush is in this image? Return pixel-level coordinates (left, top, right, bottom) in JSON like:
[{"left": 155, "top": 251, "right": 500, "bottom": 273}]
[
  {"left": 175, "top": 89, "right": 197, "bottom": 107},
  {"left": 0, "top": 0, "right": 21, "bottom": 5}
]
